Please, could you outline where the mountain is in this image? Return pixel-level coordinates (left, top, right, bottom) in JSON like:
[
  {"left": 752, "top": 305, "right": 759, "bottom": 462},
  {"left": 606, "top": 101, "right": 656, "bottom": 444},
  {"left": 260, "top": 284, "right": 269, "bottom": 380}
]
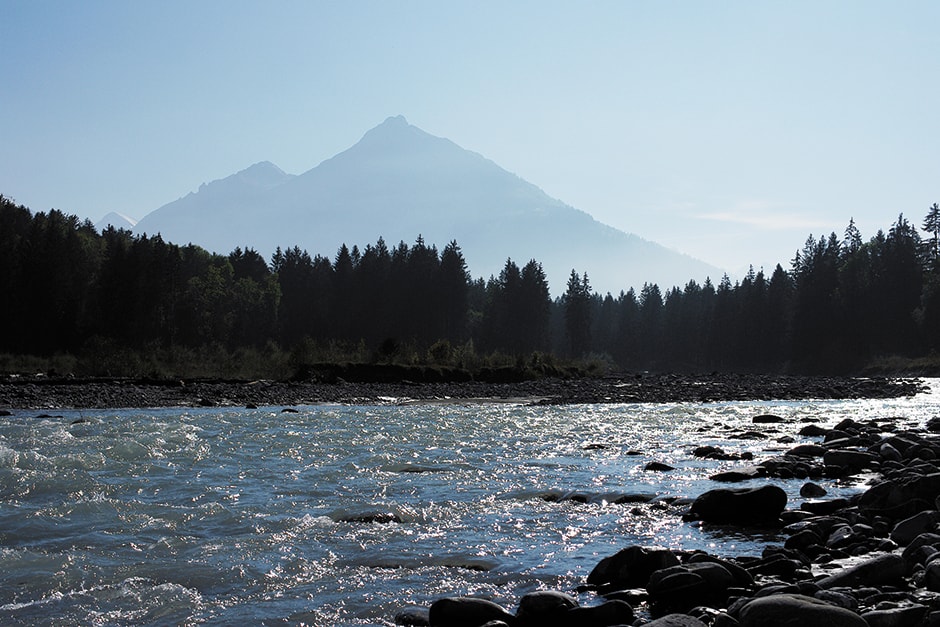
[
  {"left": 95, "top": 211, "right": 137, "bottom": 232},
  {"left": 134, "top": 116, "right": 721, "bottom": 295}
]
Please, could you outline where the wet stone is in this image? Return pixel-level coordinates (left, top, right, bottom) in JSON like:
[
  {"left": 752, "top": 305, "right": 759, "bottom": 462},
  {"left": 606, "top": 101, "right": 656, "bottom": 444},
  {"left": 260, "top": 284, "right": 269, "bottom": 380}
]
[
  {"left": 565, "top": 600, "right": 634, "bottom": 626},
  {"left": 800, "top": 482, "right": 828, "bottom": 498},
  {"left": 861, "top": 604, "right": 929, "bottom": 627},
  {"left": 588, "top": 545, "right": 681, "bottom": 591},
  {"left": 816, "top": 553, "right": 907, "bottom": 590},
  {"left": 514, "top": 590, "right": 577, "bottom": 626},
  {"left": 643, "top": 614, "right": 708, "bottom": 627},
  {"left": 753, "top": 414, "right": 786, "bottom": 423},
  {"left": 395, "top": 605, "right": 431, "bottom": 626},
  {"left": 801, "top": 498, "right": 850, "bottom": 516},
  {"left": 738, "top": 593, "right": 868, "bottom": 627},
  {"left": 687, "top": 484, "right": 787, "bottom": 526},
  {"left": 428, "top": 597, "right": 514, "bottom": 627}
]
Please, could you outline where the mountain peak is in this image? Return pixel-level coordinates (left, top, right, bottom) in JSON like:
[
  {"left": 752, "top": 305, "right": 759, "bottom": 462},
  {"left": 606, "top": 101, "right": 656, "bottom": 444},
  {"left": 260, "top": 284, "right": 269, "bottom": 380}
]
[
  {"left": 194, "top": 160, "right": 293, "bottom": 194},
  {"left": 355, "top": 114, "right": 432, "bottom": 148},
  {"left": 136, "top": 117, "right": 722, "bottom": 295}
]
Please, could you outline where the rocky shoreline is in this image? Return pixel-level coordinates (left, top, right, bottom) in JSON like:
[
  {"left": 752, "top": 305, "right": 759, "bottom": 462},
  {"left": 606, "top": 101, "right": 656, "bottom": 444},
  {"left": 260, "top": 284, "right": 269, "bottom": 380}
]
[
  {"left": 401, "top": 410, "right": 940, "bottom": 627},
  {"left": 0, "top": 372, "right": 926, "bottom": 410}
]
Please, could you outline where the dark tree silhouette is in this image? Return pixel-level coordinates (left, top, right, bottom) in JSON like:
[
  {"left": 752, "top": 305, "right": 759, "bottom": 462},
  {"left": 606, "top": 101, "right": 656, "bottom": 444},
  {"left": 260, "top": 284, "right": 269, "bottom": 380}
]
[
  {"left": 3, "top": 194, "right": 940, "bottom": 377},
  {"left": 564, "top": 270, "right": 592, "bottom": 357}
]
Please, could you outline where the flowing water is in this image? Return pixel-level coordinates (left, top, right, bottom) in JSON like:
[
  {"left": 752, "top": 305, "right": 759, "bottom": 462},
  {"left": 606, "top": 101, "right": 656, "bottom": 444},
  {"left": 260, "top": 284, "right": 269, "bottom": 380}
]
[{"left": 2, "top": 381, "right": 939, "bottom": 626}]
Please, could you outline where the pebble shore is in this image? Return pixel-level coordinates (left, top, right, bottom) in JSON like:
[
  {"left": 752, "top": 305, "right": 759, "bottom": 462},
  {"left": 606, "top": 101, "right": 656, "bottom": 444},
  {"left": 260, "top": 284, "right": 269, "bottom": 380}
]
[{"left": 0, "top": 372, "right": 925, "bottom": 410}]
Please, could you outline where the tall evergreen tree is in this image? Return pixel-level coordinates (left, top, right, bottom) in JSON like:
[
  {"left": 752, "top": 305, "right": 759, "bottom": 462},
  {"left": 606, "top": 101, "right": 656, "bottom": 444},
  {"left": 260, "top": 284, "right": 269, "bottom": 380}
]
[
  {"left": 439, "top": 240, "right": 471, "bottom": 342},
  {"left": 564, "top": 270, "right": 592, "bottom": 357},
  {"left": 923, "top": 203, "right": 940, "bottom": 263}
]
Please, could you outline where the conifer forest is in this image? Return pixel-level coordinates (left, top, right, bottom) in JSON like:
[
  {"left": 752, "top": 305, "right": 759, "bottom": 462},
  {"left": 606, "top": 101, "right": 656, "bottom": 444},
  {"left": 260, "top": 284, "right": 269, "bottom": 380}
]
[{"left": 3, "top": 195, "right": 940, "bottom": 377}]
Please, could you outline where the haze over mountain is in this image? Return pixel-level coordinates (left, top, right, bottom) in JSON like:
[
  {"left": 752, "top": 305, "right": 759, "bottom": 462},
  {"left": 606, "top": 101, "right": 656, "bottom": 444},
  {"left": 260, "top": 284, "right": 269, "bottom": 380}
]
[
  {"left": 134, "top": 116, "right": 721, "bottom": 295},
  {"left": 95, "top": 211, "right": 137, "bottom": 232}
]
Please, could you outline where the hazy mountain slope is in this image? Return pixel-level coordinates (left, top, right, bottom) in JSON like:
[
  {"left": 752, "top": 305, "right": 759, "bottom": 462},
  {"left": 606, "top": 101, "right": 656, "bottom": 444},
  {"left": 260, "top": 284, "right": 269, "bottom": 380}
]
[
  {"left": 134, "top": 116, "right": 721, "bottom": 295},
  {"left": 134, "top": 161, "right": 294, "bottom": 244},
  {"left": 95, "top": 211, "right": 137, "bottom": 232}
]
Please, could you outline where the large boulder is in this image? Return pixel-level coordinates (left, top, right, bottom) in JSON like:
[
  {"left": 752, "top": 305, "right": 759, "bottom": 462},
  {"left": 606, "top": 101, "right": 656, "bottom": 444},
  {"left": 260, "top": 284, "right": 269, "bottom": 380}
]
[
  {"left": 587, "top": 545, "right": 680, "bottom": 590},
  {"left": 565, "top": 600, "right": 634, "bottom": 626},
  {"left": 395, "top": 606, "right": 431, "bottom": 626},
  {"left": 738, "top": 594, "right": 867, "bottom": 627},
  {"left": 428, "top": 597, "right": 514, "bottom": 627},
  {"left": 815, "top": 553, "right": 906, "bottom": 589},
  {"left": 823, "top": 449, "right": 877, "bottom": 472},
  {"left": 861, "top": 605, "right": 928, "bottom": 627},
  {"left": 688, "top": 484, "right": 787, "bottom": 526},
  {"left": 647, "top": 562, "right": 736, "bottom": 613},
  {"left": 859, "top": 473, "right": 940, "bottom": 518},
  {"left": 890, "top": 510, "right": 940, "bottom": 546},
  {"left": 514, "top": 591, "right": 577, "bottom": 626},
  {"left": 643, "top": 614, "right": 708, "bottom": 627},
  {"left": 787, "top": 444, "right": 828, "bottom": 458}
]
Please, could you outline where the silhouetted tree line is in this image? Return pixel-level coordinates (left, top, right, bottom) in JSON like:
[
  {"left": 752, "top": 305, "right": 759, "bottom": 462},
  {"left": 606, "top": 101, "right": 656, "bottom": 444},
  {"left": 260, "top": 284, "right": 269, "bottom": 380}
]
[
  {"left": 2, "top": 194, "right": 939, "bottom": 374},
  {"left": 570, "top": 211, "right": 940, "bottom": 373}
]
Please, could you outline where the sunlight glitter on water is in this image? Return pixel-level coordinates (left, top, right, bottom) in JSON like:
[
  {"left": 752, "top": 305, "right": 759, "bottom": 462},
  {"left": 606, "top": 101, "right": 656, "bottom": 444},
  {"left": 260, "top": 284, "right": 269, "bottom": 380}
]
[{"left": 0, "top": 382, "right": 938, "bottom": 625}]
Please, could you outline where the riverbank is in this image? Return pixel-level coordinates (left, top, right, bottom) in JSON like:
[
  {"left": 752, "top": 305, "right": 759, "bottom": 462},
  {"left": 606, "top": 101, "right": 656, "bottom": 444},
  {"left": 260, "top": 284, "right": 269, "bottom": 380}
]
[{"left": 0, "top": 372, "right": 926, "bottom": 410}]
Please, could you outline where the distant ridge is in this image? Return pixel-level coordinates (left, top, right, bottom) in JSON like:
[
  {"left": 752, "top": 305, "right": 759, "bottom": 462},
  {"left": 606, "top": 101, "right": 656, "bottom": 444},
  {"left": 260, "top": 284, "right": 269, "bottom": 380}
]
[
  {"left": 133, "top": 116, "right": 721, "bottom": 295},
  {"left": 95, "top": 211, "right": 137, "bottom": 232}
]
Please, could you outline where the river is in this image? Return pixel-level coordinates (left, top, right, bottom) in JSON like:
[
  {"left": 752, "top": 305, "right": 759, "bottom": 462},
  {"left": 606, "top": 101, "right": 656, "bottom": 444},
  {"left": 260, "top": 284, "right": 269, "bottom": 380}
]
[{"left": 1, "top": 381, "right": 938, "bottom": 625}]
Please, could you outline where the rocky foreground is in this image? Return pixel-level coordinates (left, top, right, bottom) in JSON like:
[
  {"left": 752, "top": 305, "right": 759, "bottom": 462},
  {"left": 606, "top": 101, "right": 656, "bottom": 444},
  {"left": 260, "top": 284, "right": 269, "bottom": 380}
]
[
  {"left": 398, "top": 412, "right": 940, "bottom": 627},
  {"left": 0, "top": 372, "right": 926, "bottom": 409}
]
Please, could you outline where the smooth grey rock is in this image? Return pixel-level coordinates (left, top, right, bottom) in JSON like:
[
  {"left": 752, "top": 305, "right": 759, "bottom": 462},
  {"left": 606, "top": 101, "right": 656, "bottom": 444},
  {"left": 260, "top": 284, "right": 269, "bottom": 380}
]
[
  {"left": 799, "top": 424, "right": 830, "bottom": 437},
  {"left": 861, "top": 604, "right": 928, "bottom": 627},
  {"left": 711, "top": 466, "right": 764, "bottom": 482},
  {"left": 878, "top": 442, "right": 903, "bottom": 462},
  {"left": 813, "top": 589, "right": 858, "bottom": 611},
  {"left": 687, "top": 552, "right": 754, "bottom": 587},
  {"left": 739, "top": 593, "right": 867, "bottom": 627},
  {"left": 902, "top": 532, "right": 940, "bottom": 565},
  {"left": 860, "top": 473, "right": 940, "bottom": 517},
  {"left": 890, "top": 510, "right": 940, "bottom": 546},
  {"left": 823, "top": 449, "right": 877, "bottom": 472},
  {"left": 816, "top": 553, "right": 906, "bottom": 589},
  {"left": 788, "top": 444, "right": 828, "bottom": 458},
  {"left": 753, "top": 414, "right": 786, "bottom": 423},
  {"left": 428, "top": 597, "right": 514, "bottom": 627},
  {"left": 565, "top": 600, "right": 634, "bottom": 626},
  {"left": 643, "top": 614, "right": 708, "bottom": 627},
  {"left": 688, "top": 484, "right": 787, "bottom": 526},
  {"left": 800, "top": 482, "right": 828, "bottom": 498},
  {"left": 587, "top": 545, "right": 680, "bottom": 590},
  {"left": 515, "top": 590, "right": 577, "bottom": 626},
  {"left": 925, "top": 555, "right": 940, "bottom": 592},
  {"left": 785, "top": 528, "right": 822, "bottom": 552},
  {"left": 801, "top": 498, "right": 849, "bottom": 515},
  {"left": 395, "top": 605, "right": 431, "bottom": 626}
]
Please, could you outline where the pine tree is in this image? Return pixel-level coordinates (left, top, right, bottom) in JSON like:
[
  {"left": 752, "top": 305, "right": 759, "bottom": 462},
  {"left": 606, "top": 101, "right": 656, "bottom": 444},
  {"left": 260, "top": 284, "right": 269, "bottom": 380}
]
[
  {"left": 564, "top": 270, "right": 592, "bottom": 357},
  {"left": 923, "top": 203, "right": 940, "bottom": 263}
]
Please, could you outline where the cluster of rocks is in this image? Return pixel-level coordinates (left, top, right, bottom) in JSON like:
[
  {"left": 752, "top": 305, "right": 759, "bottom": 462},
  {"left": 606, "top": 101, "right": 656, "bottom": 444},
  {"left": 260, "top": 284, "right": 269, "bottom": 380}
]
[
  {"left": 0, "top": 372, "right": 924, "bottom": 409},
  {"left": 398, "top": 414, "right": 940, "bottom": 626}
]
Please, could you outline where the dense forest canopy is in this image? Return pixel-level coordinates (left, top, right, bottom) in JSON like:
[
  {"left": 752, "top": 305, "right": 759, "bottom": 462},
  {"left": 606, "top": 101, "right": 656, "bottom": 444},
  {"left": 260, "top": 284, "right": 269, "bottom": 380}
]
[{"left": 2, "top": 195, "right": 939, "bottom": 376}]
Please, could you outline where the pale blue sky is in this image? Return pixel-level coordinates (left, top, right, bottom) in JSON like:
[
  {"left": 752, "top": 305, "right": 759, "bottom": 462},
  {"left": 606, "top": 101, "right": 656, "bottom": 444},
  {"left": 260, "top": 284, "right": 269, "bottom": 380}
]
[{"left": 2, "top": 1, "right": 938, "bottom": 276}]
